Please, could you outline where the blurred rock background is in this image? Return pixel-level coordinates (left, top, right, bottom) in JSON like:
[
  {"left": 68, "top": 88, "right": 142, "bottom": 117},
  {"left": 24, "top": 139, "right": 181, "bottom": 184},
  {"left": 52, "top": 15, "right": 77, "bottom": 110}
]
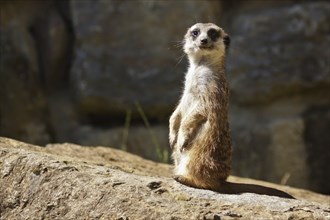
[{"left": 0, "top": 0, "right": 329, "bottom": 194}]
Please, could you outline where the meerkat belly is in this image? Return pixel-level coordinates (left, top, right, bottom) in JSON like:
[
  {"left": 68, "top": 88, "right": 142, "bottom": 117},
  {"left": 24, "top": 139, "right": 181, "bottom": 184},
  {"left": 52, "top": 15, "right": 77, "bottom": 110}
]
[
  {"left": 175, "top": 152, "right": 191, "bottom": 176},
  {"left": 180, "top": 93, "right": 198, "bottom": 113}
]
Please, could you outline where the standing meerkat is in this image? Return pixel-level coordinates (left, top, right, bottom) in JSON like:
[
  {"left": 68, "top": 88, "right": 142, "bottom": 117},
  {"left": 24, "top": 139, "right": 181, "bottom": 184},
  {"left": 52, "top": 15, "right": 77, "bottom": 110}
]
[
  {"left": 169, "top": 23, "right": 293, "bottom": 198},
  {"left": 169, "top": 23, "right": 231, "bottom": 191}
]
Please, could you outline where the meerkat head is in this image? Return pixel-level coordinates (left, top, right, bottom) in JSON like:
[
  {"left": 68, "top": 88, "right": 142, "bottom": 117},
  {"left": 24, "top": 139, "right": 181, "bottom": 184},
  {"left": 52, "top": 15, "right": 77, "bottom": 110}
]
[{"left": 183, "top": 23, "right": 230, "bottom": 59}]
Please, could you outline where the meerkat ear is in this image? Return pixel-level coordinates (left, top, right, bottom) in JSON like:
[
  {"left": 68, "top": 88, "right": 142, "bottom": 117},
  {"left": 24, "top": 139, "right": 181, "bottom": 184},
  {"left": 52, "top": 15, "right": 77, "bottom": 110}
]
[{"left": 223, "top": 34, "right": 230, "bottom": 50}]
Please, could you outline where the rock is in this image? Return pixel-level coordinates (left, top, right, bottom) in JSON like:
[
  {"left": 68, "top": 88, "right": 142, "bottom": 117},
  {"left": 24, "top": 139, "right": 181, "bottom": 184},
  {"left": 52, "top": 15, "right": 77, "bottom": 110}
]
[
  {"left": 0, "top": 0, "right": 74, "bottom": 145},
  {"left": 46, "top": 91, "right": 170, "bottom": 163},
  {"left": 268, "top": 118, "right": 309, "bottom": 188},
  {"left": 0, "top": 28, "right": 50, "bottom": 145},
  {"left": 1, "top": 137, "right": 329, "bottom": 219},
  {"left": 70, "top": 0, "right": 222, "bottom": 120},
  {"left": 302, "top": 105, "right": 330, "bottom": 193},
  {"left": 0, "top": 0, "right": 74, "bottom": 89},
  {"left": 227, "top": 2, "right": 330, "bottom": 105},
  {"left": 71, "top": 124, "right": 170, "bottom": 163},
  {"left": 1, "top": 0, "right": 329, "bottom": 196},
  {"left": 226, "top": 2, "right": 330, "bottom": 194}
]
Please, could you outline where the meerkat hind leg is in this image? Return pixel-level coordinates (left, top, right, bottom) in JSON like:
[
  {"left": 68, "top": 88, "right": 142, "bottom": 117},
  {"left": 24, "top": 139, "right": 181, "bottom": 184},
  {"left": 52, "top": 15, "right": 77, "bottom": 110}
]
[{"left": 173, "top": 175, "right": 199, "bottom": 188}]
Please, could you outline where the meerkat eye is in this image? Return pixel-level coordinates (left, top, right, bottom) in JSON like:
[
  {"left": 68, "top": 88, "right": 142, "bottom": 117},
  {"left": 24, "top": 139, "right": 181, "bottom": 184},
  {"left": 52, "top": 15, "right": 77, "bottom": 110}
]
[
  {"left": 207, "top": 29, "right": 220, "bottom": 41},
  {"left": 191, "top": 29, "right": 200, "bottom": 38}
]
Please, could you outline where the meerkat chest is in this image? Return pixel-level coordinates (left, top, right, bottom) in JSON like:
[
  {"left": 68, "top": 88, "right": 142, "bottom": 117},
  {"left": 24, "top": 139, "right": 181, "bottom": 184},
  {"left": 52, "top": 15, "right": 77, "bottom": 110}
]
[{"left": 181, "top": 66, "right": 215, "bottom": 107}]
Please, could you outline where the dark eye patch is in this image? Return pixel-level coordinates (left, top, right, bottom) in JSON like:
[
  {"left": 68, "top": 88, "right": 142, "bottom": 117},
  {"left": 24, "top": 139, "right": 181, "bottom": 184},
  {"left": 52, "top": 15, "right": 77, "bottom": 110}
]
[
  {"left": 207, "top": 29, "right": 220, "bottom": 41},
  {"left": 191, "top": 28, "right": 200, "bottom": 39}
]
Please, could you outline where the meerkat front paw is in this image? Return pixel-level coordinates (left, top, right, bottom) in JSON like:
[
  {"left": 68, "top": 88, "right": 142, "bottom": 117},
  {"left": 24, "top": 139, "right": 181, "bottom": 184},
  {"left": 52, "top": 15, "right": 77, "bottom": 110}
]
[
  {"left": 169, "top": 111, "right": 182, "bottom": 148},
  {"left": 169, "top": 130, "right": 178, "bottom": 148},
  {"left": 176, "top": 133, "right": 188, "bottom": 152}
]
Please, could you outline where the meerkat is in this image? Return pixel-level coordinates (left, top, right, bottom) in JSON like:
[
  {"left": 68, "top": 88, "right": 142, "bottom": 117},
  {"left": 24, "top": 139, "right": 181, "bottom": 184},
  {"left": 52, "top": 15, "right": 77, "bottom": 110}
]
[{"left": 169, "top": 23, "right": 293, "bottom": 198}]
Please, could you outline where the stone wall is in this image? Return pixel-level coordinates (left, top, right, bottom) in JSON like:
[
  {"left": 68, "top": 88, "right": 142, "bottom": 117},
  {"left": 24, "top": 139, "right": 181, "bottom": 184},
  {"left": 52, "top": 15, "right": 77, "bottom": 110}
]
[
  {"left": 224, "top": 1, "right": 330, "bottom": 194},
  {"left": 0, "top": 0, "right": 329, "bottom": 194}
]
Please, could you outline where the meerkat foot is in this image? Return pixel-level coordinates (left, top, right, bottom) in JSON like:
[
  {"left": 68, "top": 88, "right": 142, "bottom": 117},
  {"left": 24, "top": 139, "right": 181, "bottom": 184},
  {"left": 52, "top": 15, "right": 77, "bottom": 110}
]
[{"left": 173, "top": 175, "right": 196, "bottom": 188}]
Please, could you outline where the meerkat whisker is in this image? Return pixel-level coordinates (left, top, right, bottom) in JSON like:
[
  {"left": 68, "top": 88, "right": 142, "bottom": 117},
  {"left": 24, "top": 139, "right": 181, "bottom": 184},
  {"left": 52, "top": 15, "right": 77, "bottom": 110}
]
[
  {"left": 175, "top": 53, "right": 186, "bottom": 67},
  {"left": 172, "top": 41, "right": 184, "bottom": 48}
]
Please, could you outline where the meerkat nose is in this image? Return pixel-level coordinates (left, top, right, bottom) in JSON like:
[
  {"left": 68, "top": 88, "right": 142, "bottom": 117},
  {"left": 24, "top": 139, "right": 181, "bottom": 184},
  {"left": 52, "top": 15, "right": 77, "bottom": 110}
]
[{"left": 200, "top": 38, "right": 208, "bottom": 45}]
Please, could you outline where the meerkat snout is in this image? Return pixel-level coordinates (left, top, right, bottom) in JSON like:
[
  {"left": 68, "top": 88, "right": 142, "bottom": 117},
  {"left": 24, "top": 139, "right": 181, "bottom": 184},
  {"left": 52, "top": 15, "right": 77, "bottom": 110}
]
[{"left": 200, "top": 38, "right": 208, "bottom": 45}]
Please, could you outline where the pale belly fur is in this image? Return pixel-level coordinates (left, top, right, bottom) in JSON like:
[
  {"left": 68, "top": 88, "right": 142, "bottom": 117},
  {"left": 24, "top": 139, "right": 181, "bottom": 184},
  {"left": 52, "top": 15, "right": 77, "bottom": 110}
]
[{"left": 175, "top": 152, "right": 190, "bottom": 176}]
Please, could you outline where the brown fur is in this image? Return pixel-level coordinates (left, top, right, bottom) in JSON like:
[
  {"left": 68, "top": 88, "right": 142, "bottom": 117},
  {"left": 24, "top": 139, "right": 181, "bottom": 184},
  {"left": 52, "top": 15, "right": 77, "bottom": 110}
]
[
  {"left": 169, "top": 23, "right": 294, "bottom": 199},
  {"left": 169, "top": 23, "right": 231, "bottom": 190}
]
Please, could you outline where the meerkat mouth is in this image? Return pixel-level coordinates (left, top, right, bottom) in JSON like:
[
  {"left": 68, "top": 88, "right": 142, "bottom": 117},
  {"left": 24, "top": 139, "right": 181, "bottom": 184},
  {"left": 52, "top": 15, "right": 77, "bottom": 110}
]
[{"left": 198, "top": 45, "right": 214, "bottom": 50}]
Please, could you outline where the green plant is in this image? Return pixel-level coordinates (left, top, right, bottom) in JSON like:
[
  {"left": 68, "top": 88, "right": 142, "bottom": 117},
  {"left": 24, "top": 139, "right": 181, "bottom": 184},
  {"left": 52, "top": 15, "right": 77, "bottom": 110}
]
[
  {"left": 120, "top": 101, "right": 169, "bottom": 163},
  {"left": 121, "top": 109, "right": 131, "bottom": 152},
  {"left": 134, "top": 101, "right": 168, "bottom": 163}
]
